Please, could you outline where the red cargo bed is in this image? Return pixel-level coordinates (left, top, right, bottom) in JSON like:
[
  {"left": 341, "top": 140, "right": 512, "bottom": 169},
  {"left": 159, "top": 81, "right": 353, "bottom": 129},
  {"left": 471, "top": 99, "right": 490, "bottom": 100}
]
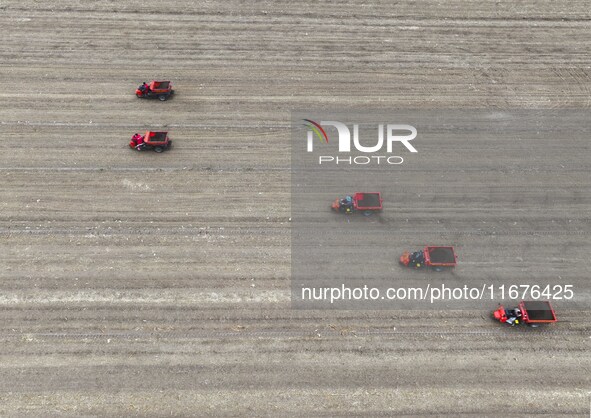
[
  {"left": 519, "top": 300, "right": 557, "bottom": 324},
  {"left": 353, "top": 192, "right": 382, "bottom": 210},
  {"left": 424, "top": 246, "right": 457, "bottom": 267}
]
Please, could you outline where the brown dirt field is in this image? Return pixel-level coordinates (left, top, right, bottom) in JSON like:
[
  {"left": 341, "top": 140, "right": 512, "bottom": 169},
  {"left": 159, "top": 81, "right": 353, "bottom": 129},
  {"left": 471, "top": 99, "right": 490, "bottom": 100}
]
[{"left": 0, "top": 1, "right": 590, "bottom": 416}]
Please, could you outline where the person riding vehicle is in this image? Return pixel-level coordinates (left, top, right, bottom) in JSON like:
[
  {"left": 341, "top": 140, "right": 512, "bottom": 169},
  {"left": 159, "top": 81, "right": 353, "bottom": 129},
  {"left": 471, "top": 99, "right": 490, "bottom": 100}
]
[
  {"left": 409, "top": 250, "right": 425, "bottom": 268},
  {"left": 340, "top": 196, "right": 354, "bottom": 212},
  {"left": 130, "top": 133, "right": 145, "bottom": 150},
  {"left": 505, "top": 308, "right": 522, "bottom": 326},
  {"left": 137, "top": 82, "right": 150, "bottom": 96}
]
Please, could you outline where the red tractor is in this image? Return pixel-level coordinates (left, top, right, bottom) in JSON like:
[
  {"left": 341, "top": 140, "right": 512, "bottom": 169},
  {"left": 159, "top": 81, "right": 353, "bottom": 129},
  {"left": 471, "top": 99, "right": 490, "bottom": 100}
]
[
  {"left": 129, "top": 131, "right": 172, "bottom": 153},
  {"left": 493, "top": 300, "right": 557, "bottom": 327},
  {"left": 400, "top": 246, "right": 457, "bottom": 271},
  {"left": 331, "top": 192, "right": 383, "bottom": 215},
  {"left": 136, "top": 80, "right": 174, "bottom": 101}
]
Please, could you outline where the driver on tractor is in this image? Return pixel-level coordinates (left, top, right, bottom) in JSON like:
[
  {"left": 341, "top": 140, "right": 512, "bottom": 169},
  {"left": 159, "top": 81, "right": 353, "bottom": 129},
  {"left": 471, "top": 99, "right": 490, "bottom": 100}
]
[
  {"left": 505, "top": 308, "right": 522, "bottom": 326},
  {"left": 409, "top": 250, "right": 425, "bottom": 268},
  {"left": 131, "top": 133, "right": 145, "bottom": 151},
  {"left": 138, "top": 82, "right": 150, "bottom": 95},
  {"left": 340, "top": 196, "right": 354, "bottom": 213}
]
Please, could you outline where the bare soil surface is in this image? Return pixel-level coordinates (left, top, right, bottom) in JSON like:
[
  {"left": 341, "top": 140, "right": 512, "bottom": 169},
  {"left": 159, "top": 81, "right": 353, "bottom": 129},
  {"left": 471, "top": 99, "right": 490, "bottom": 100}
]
[{"left": 0, "top": 1, "right": 590, "bottom": 416}]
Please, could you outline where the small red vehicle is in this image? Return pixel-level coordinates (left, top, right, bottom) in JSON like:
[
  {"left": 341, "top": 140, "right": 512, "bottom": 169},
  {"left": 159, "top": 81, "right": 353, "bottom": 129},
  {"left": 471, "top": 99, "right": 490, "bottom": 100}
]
[
  {"left": 332, "top": 192, "right": 383, "bottom": 215},
  {"left": 494, "top": 300, "right": 557, "bottom": 327},
  {"left": 136, "top": 80, "right": 174, "bottom": 101},
  {"left": 129, "top": 131, "right": 172, "bottom": 153},
  {"left": 400, "top": 246, "right": 457, "bottom": 271}
]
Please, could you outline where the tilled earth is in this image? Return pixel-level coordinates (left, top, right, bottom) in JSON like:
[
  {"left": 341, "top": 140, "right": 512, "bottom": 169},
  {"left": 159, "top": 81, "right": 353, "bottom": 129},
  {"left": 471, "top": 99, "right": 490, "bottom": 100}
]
[{"left": 0, "top": 1, "right": 590, "bottom": 416}]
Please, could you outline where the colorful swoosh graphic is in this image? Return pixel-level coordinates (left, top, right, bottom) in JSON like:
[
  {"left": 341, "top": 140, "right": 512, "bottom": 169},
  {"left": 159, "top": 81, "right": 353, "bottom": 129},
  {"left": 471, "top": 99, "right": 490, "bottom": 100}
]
[{"left": 303, "top": 119, "right": 329, "bottom": 143}]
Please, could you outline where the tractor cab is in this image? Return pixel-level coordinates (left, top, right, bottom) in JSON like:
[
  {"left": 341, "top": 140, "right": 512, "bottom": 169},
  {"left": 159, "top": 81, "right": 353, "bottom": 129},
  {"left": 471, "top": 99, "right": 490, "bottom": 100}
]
[
  {"left": 136, "top": 80, "right": 174, "bottom": 101},
  {"left": 332, "top": 192, "right": 383, "bottom": 216},
  {"left": 129, "top": 131, "right": 172, "bottom": 153},
  {"left": 400, "top": 246, "right": 457, "bottom": 270},
  {"left": 493, "top": 300, "right": 557, "bottom": 327}
]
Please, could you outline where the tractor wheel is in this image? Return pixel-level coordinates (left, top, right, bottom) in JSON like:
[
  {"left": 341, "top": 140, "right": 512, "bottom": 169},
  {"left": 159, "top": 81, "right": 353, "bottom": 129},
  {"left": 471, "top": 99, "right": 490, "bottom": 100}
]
[
  {"left": 154, "top": 147, "right": 164, "bottom": 153},
  {"left": 158, "top": 95, "right": 167, "bottom": 101}
]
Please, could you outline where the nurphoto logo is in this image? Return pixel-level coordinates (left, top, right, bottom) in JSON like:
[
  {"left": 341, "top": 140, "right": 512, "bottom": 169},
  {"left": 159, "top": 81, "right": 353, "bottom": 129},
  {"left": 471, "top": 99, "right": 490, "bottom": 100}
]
[{"left": 302, "top": 118, "right": 417, "bottom": 165}]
